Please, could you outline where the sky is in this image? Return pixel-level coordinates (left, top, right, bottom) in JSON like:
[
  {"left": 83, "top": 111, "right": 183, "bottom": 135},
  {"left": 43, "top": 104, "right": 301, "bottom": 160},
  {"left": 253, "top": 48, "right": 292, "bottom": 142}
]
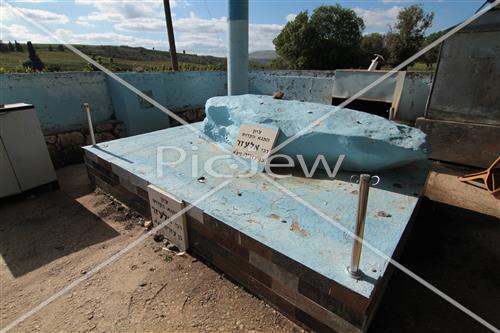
[{"left": 0, "top": 0, "right": 485, "bottom": 57}]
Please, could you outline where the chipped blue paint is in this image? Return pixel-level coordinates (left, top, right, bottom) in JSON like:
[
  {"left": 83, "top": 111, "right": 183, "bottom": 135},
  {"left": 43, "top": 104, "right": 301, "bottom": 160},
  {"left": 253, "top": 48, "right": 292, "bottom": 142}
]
[
  {"left": 1, "top": 70, "right": 432, "bottom": 135},
  {"left": 83, "top": 123, "right": 429, "bottom": 299},
  {"left": 203, "top": 95, "right": 428, "bottom": 172},
  {"left": 0, "top": 72, "right": 114, "bottom": 131},
  {"left": 107, "top": 71, "right": 228, "bottom": 135},
  {"left": 249, "top": 71, "right": 335, "bottom": 104}
]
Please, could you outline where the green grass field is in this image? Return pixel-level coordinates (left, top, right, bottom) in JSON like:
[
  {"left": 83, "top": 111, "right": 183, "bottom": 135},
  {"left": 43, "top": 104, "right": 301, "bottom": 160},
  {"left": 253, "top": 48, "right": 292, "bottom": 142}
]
[
  {"left": 0, "top": 44, "right": 228, "bottom": 73},
  {"left": 0, "top": 43, "right": 434, "bottom": 73}
]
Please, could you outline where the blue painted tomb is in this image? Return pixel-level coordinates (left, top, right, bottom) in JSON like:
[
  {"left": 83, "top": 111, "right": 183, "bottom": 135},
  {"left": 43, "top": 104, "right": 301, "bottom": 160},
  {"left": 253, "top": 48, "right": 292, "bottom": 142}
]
[{"left": 203, "top": 95, "right": 428, "bottom": 172}]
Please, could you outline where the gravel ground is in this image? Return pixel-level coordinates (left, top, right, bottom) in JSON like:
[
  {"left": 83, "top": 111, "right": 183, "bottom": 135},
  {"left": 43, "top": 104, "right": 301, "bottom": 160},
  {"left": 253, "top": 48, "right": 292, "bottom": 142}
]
[{"left": 1, "top": 163, "right": 498, "bottom": 333}]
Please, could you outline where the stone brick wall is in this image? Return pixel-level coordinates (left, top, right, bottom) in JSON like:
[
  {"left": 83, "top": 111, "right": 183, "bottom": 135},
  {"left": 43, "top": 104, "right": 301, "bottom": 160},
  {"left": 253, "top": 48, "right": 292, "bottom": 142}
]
[
  {"left": 44, "top": 120, "right": 125, "bottom": 169},
  {"left": 169, "top": 108, "right": 206, "bottom": 127},
  {"left": 43, "top": 108, "right": 203, "bottom": 169}
]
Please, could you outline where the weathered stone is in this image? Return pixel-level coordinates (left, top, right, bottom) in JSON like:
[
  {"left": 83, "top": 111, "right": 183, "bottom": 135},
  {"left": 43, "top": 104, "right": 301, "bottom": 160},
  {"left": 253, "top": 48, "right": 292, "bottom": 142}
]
[
  {"left": 95, "top": 122, "right": 114, "bottom": 133},
  {"left": 95, "top": 132, "right": 116, "bottom": 143},
  {"left": 111, "top": 123, "right": 126, "bottom": 137},
  {"left": 46, "top": 143, "right": 59, "bottom": 159},
  {"left": 58, "top": 131, "right": 85, "bottom": 148},
  {"left": 166, "top": 243, "right": 180, "bottom": 252},
  {"left": 86, "top": 132, "right": 116, "bottom": 145},
  {"left": 45, "top": 135, "right": 57, "bottom": 145},
  {"left": 153, "top": 233, "right": 165, "bottom": 242},
  {"left": 202, "top": 95, "right": 428, "bottom": 172}
]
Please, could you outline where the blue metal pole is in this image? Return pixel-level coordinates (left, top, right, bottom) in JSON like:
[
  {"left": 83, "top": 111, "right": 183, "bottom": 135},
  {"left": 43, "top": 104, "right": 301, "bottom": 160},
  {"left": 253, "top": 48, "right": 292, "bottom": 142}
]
[{"left": 227, "top": 0, "right": 249, "bottom": 95}]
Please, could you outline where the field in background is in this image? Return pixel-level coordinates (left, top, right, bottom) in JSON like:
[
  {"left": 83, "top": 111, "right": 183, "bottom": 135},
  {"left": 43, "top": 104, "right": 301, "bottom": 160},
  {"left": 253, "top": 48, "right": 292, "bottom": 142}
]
[
  {"left": 0, "top": 44, "right": 229, "bottom": 73},
  {"left": 0, "top": 43, "right": 434, "bottom": 73},
  {"left": 0, "top": 44, "right": 278, "bottom": 73}
]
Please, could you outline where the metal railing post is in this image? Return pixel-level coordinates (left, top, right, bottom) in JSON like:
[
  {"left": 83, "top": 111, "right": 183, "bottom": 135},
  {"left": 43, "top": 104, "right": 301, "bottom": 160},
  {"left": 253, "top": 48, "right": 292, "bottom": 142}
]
[
  {"left": 82, "top": 103, "right": 96, "bottom": 146},
  {"left": 347, "top": 174, "right": 378, "bottom": 279}
]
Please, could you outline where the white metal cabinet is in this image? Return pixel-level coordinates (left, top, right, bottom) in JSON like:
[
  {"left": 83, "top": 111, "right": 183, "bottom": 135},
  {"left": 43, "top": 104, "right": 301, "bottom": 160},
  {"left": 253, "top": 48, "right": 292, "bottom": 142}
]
[
  {"left": 0, "top": 104, "right": 57, "bottom": 198},
  {"left": 0, "top": 140, "right": 21, "bottom": 197}
]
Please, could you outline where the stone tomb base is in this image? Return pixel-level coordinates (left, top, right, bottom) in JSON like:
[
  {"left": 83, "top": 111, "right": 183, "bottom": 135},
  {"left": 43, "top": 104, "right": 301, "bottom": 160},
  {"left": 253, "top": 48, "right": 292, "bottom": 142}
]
[{"left": 84, "top": 123, "right": 428, "bottom": 332}]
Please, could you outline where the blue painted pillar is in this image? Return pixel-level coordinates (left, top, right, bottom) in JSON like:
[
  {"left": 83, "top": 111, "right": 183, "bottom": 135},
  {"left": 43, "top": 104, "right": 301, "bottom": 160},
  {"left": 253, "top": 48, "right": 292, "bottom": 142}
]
[{"left": 227, "top": 0, "right": 249, "bottom": 95}]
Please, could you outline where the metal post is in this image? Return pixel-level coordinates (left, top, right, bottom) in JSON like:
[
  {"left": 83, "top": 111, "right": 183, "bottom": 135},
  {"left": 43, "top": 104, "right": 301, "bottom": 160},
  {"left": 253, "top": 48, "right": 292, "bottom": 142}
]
[
  {"left": 82, "top": 103, "right": 96, "bottom": 146},
  {"left": 163, "top": 0, "right": 179, "bottom": 71},
  {"left": 228, "top": 0, "right": 249, "bottom": 95},
  {"left": 347, "top": 174, "right": 375, "bottom": 279}
]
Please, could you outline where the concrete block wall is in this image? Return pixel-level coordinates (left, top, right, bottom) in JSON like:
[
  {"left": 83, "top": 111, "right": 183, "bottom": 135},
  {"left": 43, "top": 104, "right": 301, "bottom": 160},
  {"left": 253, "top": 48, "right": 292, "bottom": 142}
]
[
  {"left": 249, "top": 71, "right": 335, "bottom": 105},
  {"left": 0, "top": 72, "right": 114, "bottom": 132},
  {"left": 0, "top": 70, "right": 339, "bottom": 137},
  {"left": 107, "top": 71, "right": 227, "bottom": 135},
  {"left": 1, "top": 70, "right": 433, "bottom": 167},
  {"left": 44, "top": 120, "right": 126, "bottom": 168}
]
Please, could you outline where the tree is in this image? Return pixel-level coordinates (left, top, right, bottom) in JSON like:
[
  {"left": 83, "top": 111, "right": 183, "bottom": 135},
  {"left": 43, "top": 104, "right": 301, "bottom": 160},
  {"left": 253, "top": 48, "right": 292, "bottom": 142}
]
[
  {"left": 48, "top": 45, "right": 53, "bottom": 51},
  {"left": 309, "top": 5, "right": 365, "bottom": 69},
  {"left": 84, "top": 56, "right": 103, "bottom": 71},
  {"left": 8, "top": 41, "right": 15, "bottom": 52},
  {"left": 273, "top": 5, "right": 365, "bottom": 70},
  {"left": 360, "top": 33, "right": 388, "bottom": 67},
  {"left": 0, "top": 40, "right": 7, "bottom": 53},
  {"left": 273, "top": 11, "right": 317, "bottom": 69},
  {"left": 14, "top": 40, "right": 23, "bottom": 52},
  {"left": 387, "top": 5, "right": 434, "bottom": 66},
  {"left": 57, "top": 44, "right": 65, "bottom": 52},
  {"left": 421, "top": 30, "right": 445, "bottom": 69},
  {"left": 26, "top": 41, "right": 45, "bottom": 71}
]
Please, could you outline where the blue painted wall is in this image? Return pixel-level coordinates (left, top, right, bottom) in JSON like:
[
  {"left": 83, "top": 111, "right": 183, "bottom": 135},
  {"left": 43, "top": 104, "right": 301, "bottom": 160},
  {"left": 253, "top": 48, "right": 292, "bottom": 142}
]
[
  {"left": 107, "top": 72, "right": 170, "bottom": 136},
  {"left": 0, "top": 72, "right": 114, "bottom": 132},
  {"left": 107, "top": 71, "right": 227, "bottom": 135},
  {"left": 398, "top": 72, "right": 434, "bottom": 122},
  {"left": 249, "top": 71, "right": 335, "bottom": 104},
  {"left": 0, "top": 70, "right": 432, "bottom": 136}
]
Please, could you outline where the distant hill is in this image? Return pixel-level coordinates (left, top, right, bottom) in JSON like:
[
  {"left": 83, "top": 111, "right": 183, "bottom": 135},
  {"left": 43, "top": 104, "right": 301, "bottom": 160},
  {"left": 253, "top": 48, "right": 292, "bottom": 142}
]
[
  {"left": 75, "top": 45, "right": 225, "bottom": 66},
  {"left": 249, "top": 50, "right": 277, "bottom": 64},
  {"left": 0, "top": 43, "right": 278, "bottom": 73},
  {"left": 0, "top": 43, "right": 227, "bottom": 73}
]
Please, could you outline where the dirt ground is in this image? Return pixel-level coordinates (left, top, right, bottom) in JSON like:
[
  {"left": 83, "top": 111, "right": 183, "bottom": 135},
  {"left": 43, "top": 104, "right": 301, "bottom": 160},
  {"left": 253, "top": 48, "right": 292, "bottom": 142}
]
[{"left": 1, "top": 163, "right": 499, "bottom": 333}]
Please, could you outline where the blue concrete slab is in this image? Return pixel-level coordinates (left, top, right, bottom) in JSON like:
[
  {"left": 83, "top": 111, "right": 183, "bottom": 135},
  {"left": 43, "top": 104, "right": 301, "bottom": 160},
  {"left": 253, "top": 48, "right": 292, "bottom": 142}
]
[{"left": 83, "top": 123, "right": 429, "bottom": 299}]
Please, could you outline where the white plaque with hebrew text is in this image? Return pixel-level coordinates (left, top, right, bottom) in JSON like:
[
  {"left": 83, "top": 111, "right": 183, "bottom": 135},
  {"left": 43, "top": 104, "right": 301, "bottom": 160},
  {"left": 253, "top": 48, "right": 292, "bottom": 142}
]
[
  {"left": 147, "top": 184, "right": 188, "bottom": 251},
  {"left": 232, "top": 124, "right": 279, "bottom": 164}
]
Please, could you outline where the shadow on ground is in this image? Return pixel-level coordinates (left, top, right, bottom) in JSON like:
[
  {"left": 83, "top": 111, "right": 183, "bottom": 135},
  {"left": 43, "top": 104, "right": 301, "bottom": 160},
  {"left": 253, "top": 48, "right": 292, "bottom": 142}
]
[
  {"left": 0, "top": 165, "right": 119, "bottom": 277},
  {"left": 369, "top": 199, "right": 500, "bottom": 333}
]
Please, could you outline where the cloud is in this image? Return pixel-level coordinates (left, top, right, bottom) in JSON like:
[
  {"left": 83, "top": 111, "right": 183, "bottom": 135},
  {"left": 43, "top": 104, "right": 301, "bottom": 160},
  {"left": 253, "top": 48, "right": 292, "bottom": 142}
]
[
  {"left": 1, "top": 22, "right": 165, "bottom": 48},
  {"left": 114, "top": 18, "right": 166, "bottom": 32},
  {"left": 286, "top": 13, "right": 297, "bottom": 22},
  {"left": 4, "top": 1, "right": 281, "bottom": 56},
  {"left": 75, "top": 0, "right": 189, "bottom": 24},
  {"left": 55, "top": 28, "right": 166, "bottom": 47},
  {"left": 75, "top": 0, "right": 165, "bottom": 26},
  {"left": 112, "top": 11, "right": 281, "bottom": 55},
  {"left": 0, "top": 23, "right": 53, "bottom": 42},
  {"left": 174, "top": 12, "right": 226, "bottom": 34},
  {"left": 75, "top": 19, "right": 96, "bottom": 27},
  {"left": 250, "top": 23, "right": 282, "bottom": 51},
  {"left": 0, "top": 6, "right": 69, "bottom": 24},
  {"left": 353, "top": 6, "right": 401, "bottom": 30}
]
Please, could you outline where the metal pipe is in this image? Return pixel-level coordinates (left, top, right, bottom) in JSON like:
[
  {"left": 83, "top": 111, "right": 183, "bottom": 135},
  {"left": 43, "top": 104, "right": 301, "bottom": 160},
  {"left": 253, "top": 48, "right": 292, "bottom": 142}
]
[
  {"left": 348, "top": 174, "right": 372, "bottom": 279},
  {"left": 82, "top": 103, "right": 96, "bottom": 146},
  {"left": 227, "top": 0, "right": 248, "bottom": 95}
]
